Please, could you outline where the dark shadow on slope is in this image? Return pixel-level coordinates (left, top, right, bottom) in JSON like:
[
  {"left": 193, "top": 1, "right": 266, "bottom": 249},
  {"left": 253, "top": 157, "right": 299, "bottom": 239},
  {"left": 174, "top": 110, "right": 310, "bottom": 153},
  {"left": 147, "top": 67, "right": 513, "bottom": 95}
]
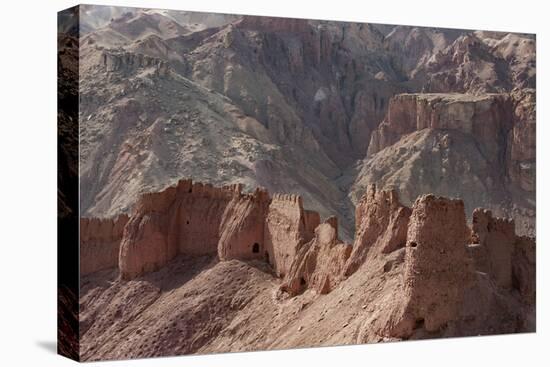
[{"left": 139, "top": 254, "right": 219, "bottom": 292}]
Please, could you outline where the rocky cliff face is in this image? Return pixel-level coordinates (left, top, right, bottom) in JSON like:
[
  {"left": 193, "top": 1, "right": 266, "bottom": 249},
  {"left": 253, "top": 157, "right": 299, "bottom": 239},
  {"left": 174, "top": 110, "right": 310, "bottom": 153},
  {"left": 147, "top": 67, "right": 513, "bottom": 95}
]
[
  {"left": 508, "top": 88, "right": 536, "bottom": 192},
  {"left": 355, "top": 92, "right": 535, "bottom": 236},
  {"left": 99, "top": 50, "right": 171, "bottom": 76},
  {"left": 415, "top": 34, "right": 513, "bottom": 93},
  {"left": 367, "top": 93, "right": 514, "bottom": 159}
]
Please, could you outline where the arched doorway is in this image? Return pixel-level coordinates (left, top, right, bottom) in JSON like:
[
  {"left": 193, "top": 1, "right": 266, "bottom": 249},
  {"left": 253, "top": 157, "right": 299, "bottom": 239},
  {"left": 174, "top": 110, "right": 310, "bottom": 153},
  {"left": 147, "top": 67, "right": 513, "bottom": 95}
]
[{"left": 252, "top": 242, "right": 260, "bottom": 253}]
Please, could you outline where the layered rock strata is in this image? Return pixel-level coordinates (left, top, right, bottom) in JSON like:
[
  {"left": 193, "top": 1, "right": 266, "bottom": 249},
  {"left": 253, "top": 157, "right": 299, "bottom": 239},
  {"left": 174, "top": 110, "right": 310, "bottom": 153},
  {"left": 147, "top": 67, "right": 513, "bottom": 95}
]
[
  {"left": 356, "top": 92, "right": 535, "bottom": 236},
  {"left": 367, "top": 93, "right": 514, "bottom": 160}
]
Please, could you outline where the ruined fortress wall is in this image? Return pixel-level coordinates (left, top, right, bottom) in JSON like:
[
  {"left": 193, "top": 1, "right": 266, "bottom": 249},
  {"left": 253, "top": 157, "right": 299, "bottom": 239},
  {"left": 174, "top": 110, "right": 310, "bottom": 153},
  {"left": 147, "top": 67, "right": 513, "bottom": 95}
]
[
  {"left": 282, "top": 218, "right": 351, "bottom": 296},
  {"left": 117, "top": 181, "right": 321, "bottom": 280},
  {"left": 513, "top": 235, "right": 536, "bottom": 304},
  {"left": 303, "top": 210, "right": 321, "bottom": 243},
  {"left": 118, "top": 179, "right": 242, "bottom": 279},
  {"left": 82, "top": 178, "right": 535, "bottom": 326},
  {"left": 218, "top": 188, "right": 271, "bottom": 261},
  {"left": 471, "top": 208, "right": 516, "bottom": 288},
  {"left": 344, "top": 185, "right": 410, "bottom": 276},
  {"left": 386, "top": 195, "right": 473, "bottom": 337},
  {"left": 80, "top": 214, "right": 128, "bottom": 275},
  {"left": 263, "top": 193, "right": 315, "bottom": 277}
]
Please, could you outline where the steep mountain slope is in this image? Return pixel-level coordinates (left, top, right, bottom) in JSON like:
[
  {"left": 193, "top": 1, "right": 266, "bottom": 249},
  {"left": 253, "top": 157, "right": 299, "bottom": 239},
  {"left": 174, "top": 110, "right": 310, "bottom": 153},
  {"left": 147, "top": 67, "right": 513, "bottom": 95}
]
[
  {"left": 78, "top": 50, "right": 350, "bottom": 235},
  {"left": 78, "top": 5, "right": 536, "bottom": 241},
  {"left": 383, "top": 25, "right": 463, "bottom": 80}
]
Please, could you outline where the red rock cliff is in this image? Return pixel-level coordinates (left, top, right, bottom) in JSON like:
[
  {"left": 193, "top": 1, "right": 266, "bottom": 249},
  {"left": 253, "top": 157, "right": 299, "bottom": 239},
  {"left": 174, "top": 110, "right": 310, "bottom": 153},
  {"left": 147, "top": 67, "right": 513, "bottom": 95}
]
[
  {"left": 115, "top": 179, "right": 323, "bottom": 280},
  {"left": 367, "top": 93, "right": 514, "bottom": 164},
  {"left": 361, "top": 91, "right": 535, "bottom": 237}
]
